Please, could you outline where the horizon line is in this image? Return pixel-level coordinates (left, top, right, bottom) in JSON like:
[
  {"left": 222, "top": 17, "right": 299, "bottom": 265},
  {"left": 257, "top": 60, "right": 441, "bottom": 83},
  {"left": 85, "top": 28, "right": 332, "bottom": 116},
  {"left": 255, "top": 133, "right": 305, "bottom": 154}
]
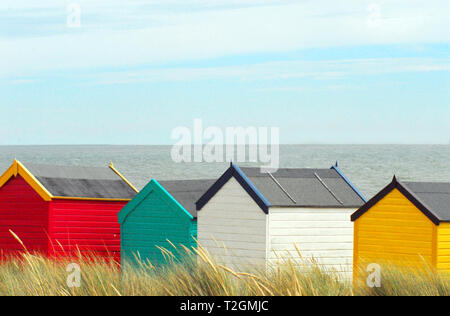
[{"left": 0, "top": 143, "right": 447, "bottom": 146}]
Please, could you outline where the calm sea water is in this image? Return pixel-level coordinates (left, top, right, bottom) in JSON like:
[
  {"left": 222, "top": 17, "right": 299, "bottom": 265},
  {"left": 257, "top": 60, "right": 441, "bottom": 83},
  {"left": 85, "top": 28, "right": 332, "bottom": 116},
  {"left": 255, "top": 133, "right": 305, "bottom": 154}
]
[{"left": 0, "top": 145, "right": 448, "bottom": 200}]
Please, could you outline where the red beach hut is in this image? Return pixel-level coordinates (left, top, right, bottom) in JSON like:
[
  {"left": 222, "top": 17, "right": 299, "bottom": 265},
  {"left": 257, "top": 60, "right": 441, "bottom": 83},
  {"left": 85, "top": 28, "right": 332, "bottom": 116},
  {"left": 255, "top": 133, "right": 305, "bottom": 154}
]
[{"left": 0, "top": 159, "right": 137, "bottom": 261}]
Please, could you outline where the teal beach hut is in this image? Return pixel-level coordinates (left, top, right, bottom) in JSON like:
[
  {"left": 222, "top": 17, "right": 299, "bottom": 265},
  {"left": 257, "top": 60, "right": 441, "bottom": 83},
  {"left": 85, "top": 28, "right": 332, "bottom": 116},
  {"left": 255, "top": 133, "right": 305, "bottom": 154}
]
[{"left": 118, "top": 179, "right": 215, "bottom": 266}]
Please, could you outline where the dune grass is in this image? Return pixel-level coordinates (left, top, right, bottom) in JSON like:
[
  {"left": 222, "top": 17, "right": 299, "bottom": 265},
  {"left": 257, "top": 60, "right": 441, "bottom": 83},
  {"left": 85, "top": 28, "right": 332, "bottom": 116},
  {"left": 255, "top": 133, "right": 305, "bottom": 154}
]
[
  {"left": 0, "top": 244, "right": 448, "bottom": 296},
  {"left": 353, "top": 263, "right": 450, "bottom": 296}
]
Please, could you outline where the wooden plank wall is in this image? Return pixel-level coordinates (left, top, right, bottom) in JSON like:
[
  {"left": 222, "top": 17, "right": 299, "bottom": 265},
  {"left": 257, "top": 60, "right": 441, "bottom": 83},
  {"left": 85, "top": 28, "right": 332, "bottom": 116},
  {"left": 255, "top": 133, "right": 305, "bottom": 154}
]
[
  {"left": 0, "top": 175, "right": 49, "bottom": 257},
  {"left": 268, "top": 207, "right": 354, "bottom": 278},
  {"left": 197, "top": 177, "right": 267, "bottom": 270}
]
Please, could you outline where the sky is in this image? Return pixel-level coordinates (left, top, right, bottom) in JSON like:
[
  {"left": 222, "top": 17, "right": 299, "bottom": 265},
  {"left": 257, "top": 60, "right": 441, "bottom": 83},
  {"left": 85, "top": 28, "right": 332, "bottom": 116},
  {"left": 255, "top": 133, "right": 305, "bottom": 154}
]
[{"left": 0, "top": 0, "right": 448, "bottom": 145}]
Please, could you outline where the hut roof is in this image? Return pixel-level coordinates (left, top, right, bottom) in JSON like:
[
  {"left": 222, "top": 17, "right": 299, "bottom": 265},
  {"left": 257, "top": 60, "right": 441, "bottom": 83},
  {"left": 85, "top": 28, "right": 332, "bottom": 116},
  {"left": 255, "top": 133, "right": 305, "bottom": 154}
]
[
  {"left": 196, "top": 163, "right": 366, "bottom": 214},
  {"left": 402, "top": 182, "right": 450, "bottom": 220},
  {"left": 158, "top": 179, "right": 216, "bottom": 218},
  {"left": 0, "top": 160, "right": 137, "bottom": 201},
  {"left": 351, "top": 178, "right": 450, "bottom": 225},
  {"left": 118, "top": 178, "right": 215, "bottom": 223}
]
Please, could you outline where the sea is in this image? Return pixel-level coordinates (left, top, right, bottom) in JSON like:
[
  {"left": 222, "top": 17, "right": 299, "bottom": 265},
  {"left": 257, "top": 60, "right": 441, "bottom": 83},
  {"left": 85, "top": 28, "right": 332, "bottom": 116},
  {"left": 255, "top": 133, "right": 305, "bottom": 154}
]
[{"left": 0, "top": 145, "right": 448, "bottom": 200}]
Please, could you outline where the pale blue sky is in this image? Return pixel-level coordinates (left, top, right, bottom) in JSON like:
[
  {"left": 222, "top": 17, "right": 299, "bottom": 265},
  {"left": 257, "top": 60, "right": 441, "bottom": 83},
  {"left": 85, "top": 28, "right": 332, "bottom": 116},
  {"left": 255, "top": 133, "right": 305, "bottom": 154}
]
[{"left": 0, "top": 0, "right": 448, "bottom": 145}]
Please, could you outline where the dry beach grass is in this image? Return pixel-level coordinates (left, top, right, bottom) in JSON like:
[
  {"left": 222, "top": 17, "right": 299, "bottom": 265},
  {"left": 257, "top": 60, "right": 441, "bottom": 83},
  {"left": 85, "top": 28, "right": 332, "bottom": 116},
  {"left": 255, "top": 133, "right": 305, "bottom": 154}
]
[{"left": 0, "top": 243, "right": 448, "bottom": 296}]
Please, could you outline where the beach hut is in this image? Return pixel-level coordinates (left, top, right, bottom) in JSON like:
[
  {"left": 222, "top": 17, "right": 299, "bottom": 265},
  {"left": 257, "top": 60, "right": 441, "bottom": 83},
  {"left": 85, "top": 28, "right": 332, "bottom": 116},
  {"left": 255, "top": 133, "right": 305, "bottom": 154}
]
[
  {"left": 351, "top": 177, "right": 450, "bottom": 277},
  {"left": 196, "top": 163, "right": 366, "bottom": 276},
  {"left": 0, "top": 159, "right": 137, "bottom": 261},
  {"left": 118, "top": 178, "right": 215, "bottom": 266}
]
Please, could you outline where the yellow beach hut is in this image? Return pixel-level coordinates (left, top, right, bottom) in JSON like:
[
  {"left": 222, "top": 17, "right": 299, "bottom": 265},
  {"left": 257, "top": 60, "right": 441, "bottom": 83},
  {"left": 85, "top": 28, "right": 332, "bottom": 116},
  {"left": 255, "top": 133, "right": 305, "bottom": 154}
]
[{"left": 351, "top": 177, "right": 450, "bottom": 277}]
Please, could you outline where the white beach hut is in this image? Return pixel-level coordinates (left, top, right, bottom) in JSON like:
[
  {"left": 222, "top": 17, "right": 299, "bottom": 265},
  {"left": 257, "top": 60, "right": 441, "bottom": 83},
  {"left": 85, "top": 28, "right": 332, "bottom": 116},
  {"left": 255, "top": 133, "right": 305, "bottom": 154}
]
[{"left": 196, "top": 163, "right": 366, "bottom": 276}]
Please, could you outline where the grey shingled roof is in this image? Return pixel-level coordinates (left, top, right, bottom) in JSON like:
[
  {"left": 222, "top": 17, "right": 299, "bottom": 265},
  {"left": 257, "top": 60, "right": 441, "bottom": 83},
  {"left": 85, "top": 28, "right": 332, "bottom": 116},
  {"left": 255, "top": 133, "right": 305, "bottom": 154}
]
[
  {"left": 159, "top": 179, "right": 216, "bottom": 218},
  {"left": 240, "top": 167, "right": 365, "bottom": 208},
  {"left": 24, "top": 162, "right": 137, "bottom": 199},
  {"left": 403, "top": 182, "right": 450, "bottom": 221}
]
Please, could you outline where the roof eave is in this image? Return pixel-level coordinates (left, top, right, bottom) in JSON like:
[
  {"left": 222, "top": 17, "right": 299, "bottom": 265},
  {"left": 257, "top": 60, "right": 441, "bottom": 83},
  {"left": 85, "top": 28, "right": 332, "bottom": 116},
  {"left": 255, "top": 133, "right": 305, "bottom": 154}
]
[
  {"left": 270, "top": 204, "right": 363, "bottom": 208},
  {"left": 395, "top": 180, "right": 441, "bottom": 225},
  {"left": 0, "top": 159, "right": 53, "bottom": 201},
  {"left": 196, "top": 163, "right": 271, "bottom": 214},
  {"left": 351, "top": 177, "right": 441, "bottom": 226},
  {"left": 153, "top": 179, "right": 194, "bottom": 220},
  {"left": 109, "top": 162, "right": 139, "bottom": 193},
  {"left": 53, "top": 196, "right": 132, "bottom": 202},
  {"left": 118, "top": 179, "right": 194, "bottom": 225},
  {"left": 331, "top": 164, "right": 367, "bottom": 203}
]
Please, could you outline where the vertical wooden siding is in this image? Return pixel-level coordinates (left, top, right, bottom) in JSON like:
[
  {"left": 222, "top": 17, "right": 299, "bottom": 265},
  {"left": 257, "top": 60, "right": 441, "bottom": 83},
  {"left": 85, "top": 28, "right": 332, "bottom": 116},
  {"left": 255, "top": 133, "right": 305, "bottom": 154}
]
[
  {"left": 436, "top": 223, "right": 450, "bottom": 274},
  {"left": 121, "top": 189, "right": 194, "bottom": 266},
  {"left": 197, "top": 178, "right": 267, "bottom": 270},
  {"left": 49, "top": 199, "right": 125, "bottom": 262},
  {"left": 0, "top": 175, "right": 49, "bottom": 257},
  {"left": 354, "top": 189, "right": 434, "bottom": 271},
  {"left": 268, "top": 207, "right": 355, "bottom": 277}
]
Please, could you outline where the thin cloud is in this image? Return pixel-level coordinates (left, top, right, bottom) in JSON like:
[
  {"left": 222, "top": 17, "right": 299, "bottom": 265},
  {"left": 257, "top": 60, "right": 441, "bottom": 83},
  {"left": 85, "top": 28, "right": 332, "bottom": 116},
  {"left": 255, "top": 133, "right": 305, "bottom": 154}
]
[
  {"left": 1, "top": 57, "right": 447, "bottom": 86},
  {"left": 0, "top": 0, "right": 448, "bottom": 77},
  {"left": 78, "top": 57, "right": 450, "bottom": 85}
]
